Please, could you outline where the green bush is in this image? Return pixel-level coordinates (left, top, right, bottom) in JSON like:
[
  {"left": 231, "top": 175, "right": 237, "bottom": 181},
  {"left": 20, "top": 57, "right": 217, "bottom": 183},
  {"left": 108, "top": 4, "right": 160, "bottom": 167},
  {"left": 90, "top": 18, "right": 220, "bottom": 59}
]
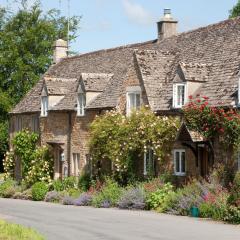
[
  {"left": 0, "top": 179, "right": 17, "bottom": 198},
  {"left": 67, "top": 188, "right": 81, "bottom": 198},
  {"left": 226, "top": 206, "right": 240, "bottom": 224},
  {"left": 62, "top": 176, "right": 77, "bottom": 190},
  {"left": 146, "top": 183, "right": 175, "bottom": 211},
  {"left": 52, "top": 179, "right": 64, "bottom": 192},
  {"left": 92, "top": 178, "right": 122, "bottom": 207},
  {"left": 31, "top": 182, "right": 48, "bottom": 201},
  {"left": 78, "top": 173, "right": 91, "bottom": 192}
]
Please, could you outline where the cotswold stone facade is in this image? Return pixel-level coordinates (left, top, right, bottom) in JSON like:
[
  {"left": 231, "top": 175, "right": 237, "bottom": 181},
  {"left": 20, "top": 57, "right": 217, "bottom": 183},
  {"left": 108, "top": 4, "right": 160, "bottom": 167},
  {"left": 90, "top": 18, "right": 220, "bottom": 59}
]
[{"left": 10, "top": 10, "right": 240, "bottom": 179}]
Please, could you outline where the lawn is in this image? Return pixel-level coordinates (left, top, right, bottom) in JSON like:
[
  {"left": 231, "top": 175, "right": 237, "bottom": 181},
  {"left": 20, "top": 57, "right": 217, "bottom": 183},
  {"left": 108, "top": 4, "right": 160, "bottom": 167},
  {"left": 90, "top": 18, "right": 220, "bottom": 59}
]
[{"left": 0, "top": 220, "right": 45, "bottom": 240}]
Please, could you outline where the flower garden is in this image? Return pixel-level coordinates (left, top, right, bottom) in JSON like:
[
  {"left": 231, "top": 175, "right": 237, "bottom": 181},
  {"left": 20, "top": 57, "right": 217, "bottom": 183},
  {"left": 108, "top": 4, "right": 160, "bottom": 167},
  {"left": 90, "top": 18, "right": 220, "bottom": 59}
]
[{"left": 1, "top": 102, "right": 240, "bottom": 224}]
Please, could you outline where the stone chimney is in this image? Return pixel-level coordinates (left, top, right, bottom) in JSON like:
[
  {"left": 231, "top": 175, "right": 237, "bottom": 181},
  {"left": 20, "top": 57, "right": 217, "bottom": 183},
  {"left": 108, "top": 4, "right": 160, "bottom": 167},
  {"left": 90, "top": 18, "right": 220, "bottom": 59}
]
[
  {"left": 157, "top": 9, "right": 178, "bottom": 41},
  {"left": 53, "top": 39, "right": 68, "bottom": 64}
]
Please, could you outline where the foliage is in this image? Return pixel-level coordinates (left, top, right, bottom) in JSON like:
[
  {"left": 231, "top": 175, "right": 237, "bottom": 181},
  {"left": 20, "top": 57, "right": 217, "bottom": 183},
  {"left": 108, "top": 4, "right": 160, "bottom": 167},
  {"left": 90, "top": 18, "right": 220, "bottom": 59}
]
[
  {"left": 62, "top": 176, "right": 78, "bottom": 190},
  {"left": 2, "top": 151, "right": 14, "bottom": 179},
  {"left": 25, "top": 146, "right": 53, "bottom": 185},
  {"left": 0, "top": 219, "right": 45, "bottom": 240},
  {"left": 92, "top": 178, "right": 122, "bottom": 207},
  {"left": 117, "top": 186, "right": 146, "bottom": 210},
  {"left": 6, "top": 130, "right": 53, "bottom": 185},
  {"left": 183, "top": 96, "right": 240, "bottom": 147},
  {"left": 229, "top": 0, "right": 240, "bottom": 18},
  {"left": 74, "top": 193, "right": 93, "bottom": 206},
  {"left": 166, "top": 181, "right": 207, "bottom": 215},
  {"left": 44, "top": 191, "right": 61, "bottom": 203},
  {"left": 12, "top": 188, "right": 32, "bottom": 200},
  {"left": 12, "top": 129, "right": 38, "bottom": 178},
  {"left": 146, "top": 183, "right": 175, "bottom": 211},
  {"left": 52, "top": 179, "right": 64, "bottom": 192},
  {"left": 0, "top": 0, "right": 81, "bottom": 160},
  {"left": 228, "top": 171, "right": 240, "bottom": 207},
  {"left": 31, "top": 182, "right": 48, "bottom": 201},
  {"left": 0, "top": 179, "right": 17, "bottom": 197},
  {"left": 78, "top": 173, "right": 92, "bottom": 192},
  {"left": 89, "top": 108, "right": 180, "bottom": 181},
  {"left": 142, "top": 177, "right": 164, "bottom": 194},
  {"left": 67, "top": 188, "right": 81, "bottom": 198}
]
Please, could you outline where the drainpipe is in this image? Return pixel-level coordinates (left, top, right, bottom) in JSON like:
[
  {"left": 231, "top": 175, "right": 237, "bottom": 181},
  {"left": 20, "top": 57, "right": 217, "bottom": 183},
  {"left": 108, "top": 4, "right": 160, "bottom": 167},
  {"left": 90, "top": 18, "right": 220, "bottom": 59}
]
[{"left": 67, "top": 112, "right": 72, "bottom": 177}]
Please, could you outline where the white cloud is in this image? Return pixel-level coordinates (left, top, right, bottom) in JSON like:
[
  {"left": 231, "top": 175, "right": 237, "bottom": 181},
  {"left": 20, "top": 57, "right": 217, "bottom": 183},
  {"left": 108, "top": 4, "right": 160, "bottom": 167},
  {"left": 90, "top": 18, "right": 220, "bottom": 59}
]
[{"left": 122, "top": 0, "right": 155, "bottom": 26}]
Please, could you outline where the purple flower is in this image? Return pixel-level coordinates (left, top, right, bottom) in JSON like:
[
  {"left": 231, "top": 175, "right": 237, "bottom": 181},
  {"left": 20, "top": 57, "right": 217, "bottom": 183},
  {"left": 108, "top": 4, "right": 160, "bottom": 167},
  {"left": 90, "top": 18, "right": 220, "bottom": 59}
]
[
  {"left": 118, "top": 187, "right": 146, "bottom": 210},
  {"left": 62, "top": 196, "right": 74, "bottom": 205},
  {"left": 74, "top": 193, "right": 92, "bottom": 206}
]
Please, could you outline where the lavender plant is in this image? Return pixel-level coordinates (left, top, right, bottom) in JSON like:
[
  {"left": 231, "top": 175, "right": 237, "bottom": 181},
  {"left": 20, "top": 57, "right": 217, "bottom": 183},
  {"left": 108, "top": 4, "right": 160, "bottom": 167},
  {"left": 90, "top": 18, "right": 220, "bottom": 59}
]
[
  {"left": 74, "top": 193, "right": 92, "bottom": 206},
  {"left": 118, "top": 186, "right": 146, "bottom": 210}
]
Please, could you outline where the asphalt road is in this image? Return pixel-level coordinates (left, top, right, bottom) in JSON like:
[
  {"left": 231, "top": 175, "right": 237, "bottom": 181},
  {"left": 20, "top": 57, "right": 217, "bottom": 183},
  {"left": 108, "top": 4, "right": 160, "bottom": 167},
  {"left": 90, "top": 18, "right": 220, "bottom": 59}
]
[{"left": 0, "top": 198, "right": 239, "bottom": 240}]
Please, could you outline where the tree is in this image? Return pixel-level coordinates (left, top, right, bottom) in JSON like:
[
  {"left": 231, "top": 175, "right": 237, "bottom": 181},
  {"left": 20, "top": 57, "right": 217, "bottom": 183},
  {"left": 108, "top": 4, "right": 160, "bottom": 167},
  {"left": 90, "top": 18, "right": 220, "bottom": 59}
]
[
  {"left": 0, "top": 0, "right": 81, "bottom": 171},
  {"left": 229, "top": 0, "right": 240, "bottom": 18}
]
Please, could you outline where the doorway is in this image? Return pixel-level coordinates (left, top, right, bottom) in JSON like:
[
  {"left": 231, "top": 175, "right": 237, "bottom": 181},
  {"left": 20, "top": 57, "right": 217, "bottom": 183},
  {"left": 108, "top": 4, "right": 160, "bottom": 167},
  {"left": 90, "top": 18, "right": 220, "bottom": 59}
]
[{"left": 198, "top": 145, "right": 209, "bottom": 177}]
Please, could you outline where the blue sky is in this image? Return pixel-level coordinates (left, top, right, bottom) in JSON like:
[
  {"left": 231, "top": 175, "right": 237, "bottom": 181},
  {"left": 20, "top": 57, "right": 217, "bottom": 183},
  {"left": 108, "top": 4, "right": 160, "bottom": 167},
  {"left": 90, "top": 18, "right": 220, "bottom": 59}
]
[{"left": 0, "top": 0, "right": 237, "bottom": 54}]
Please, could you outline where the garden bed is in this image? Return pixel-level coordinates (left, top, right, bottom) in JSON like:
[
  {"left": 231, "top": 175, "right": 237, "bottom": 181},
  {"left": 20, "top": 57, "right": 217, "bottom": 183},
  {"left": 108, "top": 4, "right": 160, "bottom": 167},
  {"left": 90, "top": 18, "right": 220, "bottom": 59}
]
[{"left": 1, "top": 173, "right": 240, "bottom": 225}]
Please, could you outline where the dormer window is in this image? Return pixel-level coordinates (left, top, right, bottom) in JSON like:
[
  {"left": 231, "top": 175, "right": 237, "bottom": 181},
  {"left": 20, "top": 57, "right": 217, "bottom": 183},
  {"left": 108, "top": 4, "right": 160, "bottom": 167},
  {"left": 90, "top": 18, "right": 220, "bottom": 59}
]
[
  {"left": 41, "top": 96, "right": 48, "bottom": 117},
  {"left": 77, "top": 93, "right": 86, "bottom": 116},
  {"left": 173, "top": 83, "right": 187, "bottom": 108},
  {"left": 126, "top": 86, "right": 141, "bottom": 116}
]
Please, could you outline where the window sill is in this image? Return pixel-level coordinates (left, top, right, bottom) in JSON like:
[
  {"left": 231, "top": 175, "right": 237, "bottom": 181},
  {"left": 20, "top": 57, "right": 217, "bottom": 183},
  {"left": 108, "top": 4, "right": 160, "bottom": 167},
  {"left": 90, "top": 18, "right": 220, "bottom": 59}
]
[{"left": 174, "top": 173, "right": 186, "bottom": 177}]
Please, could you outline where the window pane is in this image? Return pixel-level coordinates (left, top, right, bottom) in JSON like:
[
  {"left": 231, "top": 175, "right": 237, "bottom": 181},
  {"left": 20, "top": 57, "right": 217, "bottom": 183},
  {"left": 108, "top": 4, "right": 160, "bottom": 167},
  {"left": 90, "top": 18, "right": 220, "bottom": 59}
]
[
  {"left": 135, "top": 94, "right": 141, "bottom": 109},
  {"left": 181, "top": 152, "right": 185, "bottom": 173},
  {"left": 175, "top": 152, "right": 180, "bottom": 172},
  {"left": 177, "top": 85, "right": 185, "bottom": 106}
]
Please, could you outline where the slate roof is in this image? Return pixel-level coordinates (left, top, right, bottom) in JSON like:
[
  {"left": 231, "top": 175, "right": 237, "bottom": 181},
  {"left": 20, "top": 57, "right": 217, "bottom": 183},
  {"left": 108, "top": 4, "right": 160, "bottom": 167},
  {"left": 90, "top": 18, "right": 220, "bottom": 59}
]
[
  {"left": 44, "top": 77, "right": 77, "bottom": 95},
  {"left": 179, "top": 62, "right": 212, "bottom": 82},
  {"left": 151, "top": 17, "right": 240, "bottom": 108},
  {"left": 11, "top": 40, "right": 155, "bottom": 113},
  {"left": 11, "top": 17, "right": 240, "bottom": 114}
]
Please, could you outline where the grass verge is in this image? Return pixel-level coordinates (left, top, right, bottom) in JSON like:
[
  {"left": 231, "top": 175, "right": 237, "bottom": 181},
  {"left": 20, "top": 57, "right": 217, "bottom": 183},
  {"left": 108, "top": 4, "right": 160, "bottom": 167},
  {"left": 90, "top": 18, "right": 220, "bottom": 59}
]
[{"left": 0, "top": 220, "right": 45, "bottom": 240}]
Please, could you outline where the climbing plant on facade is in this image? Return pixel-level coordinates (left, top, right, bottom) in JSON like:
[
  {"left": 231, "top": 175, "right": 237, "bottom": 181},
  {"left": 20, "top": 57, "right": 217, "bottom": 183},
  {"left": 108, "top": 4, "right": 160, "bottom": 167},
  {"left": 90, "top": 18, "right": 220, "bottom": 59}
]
[
  {"left": 89, "top": 107, "right": 180, "bottom": 181},
  {"left": 3, "top": 129, "right": 53, "bottom": 185},
  {"left": 183, "top": 96, "right": 240, "bottom": 148}
]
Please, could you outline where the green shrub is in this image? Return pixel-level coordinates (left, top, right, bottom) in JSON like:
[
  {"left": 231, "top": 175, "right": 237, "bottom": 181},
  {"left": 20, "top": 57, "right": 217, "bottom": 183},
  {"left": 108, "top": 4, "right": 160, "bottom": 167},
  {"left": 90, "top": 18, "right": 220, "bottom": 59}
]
[
  {"left": 226, "top": 206, "right": 240, "bottom": 224},
  {"left": 31, "top": 182, "right": 48, "bottom": 201},
  {"left": 78, "top": 173, "right": 91, "bottom": 192},
  {"left": 52, "top": 179, "right": 64, "bottom": 192},
  {"left": 68, "top": 188, "right": 81, "bottom": 198},
  {"left": 146, "top": 183, "right": 175, "bottom": 211},
  {"left": 0, "top": 179, "right": 17, "bottom": 198},
  {"left": 92, "top": 178, "right": 122, "bottom": 207},
  {"left": 62, "top": 176, "right": 77, "bottom": 190}
]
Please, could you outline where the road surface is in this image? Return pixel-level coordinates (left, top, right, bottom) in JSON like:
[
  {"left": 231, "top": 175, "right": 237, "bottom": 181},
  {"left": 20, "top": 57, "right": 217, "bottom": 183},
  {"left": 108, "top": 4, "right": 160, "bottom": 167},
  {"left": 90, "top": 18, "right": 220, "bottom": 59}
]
[{"left": 0, "top": 198, "right": 239, "bottom": 240}]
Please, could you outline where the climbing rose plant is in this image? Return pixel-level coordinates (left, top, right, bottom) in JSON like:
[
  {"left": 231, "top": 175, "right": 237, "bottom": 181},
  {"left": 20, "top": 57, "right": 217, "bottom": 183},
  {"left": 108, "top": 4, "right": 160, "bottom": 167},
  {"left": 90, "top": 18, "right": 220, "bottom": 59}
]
[
  {"left": 183, "top": 96, "right": 240, "bottom": 147},
  {"left": 3, "top": 130, "right": 53, "bottom": 185},
  {"left": 89, "top": 107, "right": 180, "bottom": 179}
]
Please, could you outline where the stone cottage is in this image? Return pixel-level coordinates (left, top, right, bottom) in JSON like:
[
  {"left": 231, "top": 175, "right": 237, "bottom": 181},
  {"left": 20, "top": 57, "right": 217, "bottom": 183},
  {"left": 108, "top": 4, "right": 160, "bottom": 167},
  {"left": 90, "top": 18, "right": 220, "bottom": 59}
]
[{"left": 9, "top": 9, "right": 240, "bottom": 180}]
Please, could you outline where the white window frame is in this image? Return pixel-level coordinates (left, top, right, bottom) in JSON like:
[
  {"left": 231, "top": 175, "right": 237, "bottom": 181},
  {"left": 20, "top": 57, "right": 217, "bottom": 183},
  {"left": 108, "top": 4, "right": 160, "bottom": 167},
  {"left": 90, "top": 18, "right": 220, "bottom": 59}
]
[
  {"left": 126, "top": 91, "right": 141, "bottom": 116},
  {"left": 173, "top": 149, "right": 186, "bottom": 176},
  {"left": 173, "top": 83, "right": 187, "bottom": 108},
  {"left": 41, "top": 96, "right": 48, "bottom": 117},
  {"left": 72, "top": 153, "right": 80, "bottom": 176},
  {"left": 77, "top": 93, "right": 86, "bottom": 116},
  {"left": 144, "top": 149, "right": 154, "bottom": 176}
]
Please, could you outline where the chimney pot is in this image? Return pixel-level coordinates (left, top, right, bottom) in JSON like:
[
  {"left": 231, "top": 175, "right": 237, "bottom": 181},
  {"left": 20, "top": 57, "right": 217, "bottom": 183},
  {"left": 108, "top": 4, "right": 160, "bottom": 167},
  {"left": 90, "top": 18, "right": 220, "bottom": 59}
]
[{"left": 157, "top": 9, "right": 178, "bottom": 41}]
